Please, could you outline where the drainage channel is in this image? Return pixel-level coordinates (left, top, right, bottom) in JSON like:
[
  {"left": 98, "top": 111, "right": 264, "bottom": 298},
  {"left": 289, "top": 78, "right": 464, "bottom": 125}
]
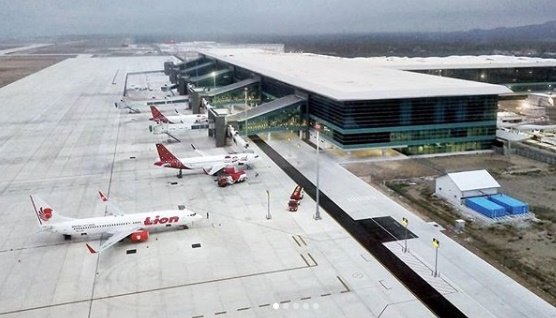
[{"left": 250, "top": 135, "right": 466, "bottom": 318}]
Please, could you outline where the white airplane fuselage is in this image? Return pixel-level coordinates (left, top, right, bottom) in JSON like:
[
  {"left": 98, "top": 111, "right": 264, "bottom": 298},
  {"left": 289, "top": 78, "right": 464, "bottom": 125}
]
[
  {"left": 154, "top": 143, "right": 260, "bottom": 176},
  {"left": 163, "top": 114, "right": 208, "bottom": 125},
  {"left": 151, "top": 121, "right": 208, "bottom": 135},
  {"left": 179, "top": 153, "right": 259, "bottom": 173},
  {"left": 42, "top": 210, "right": 199, "bottom": 236}
]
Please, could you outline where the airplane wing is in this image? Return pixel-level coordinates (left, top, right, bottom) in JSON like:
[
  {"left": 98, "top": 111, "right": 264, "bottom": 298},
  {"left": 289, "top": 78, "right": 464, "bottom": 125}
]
[
  {"left": 98, "top": 191, "right": 126, "bottom": 216},
  {"left": 204, "top": 162, "right": 226, "bottom": 175},
  {"left": 86, "top": 226, "right": 141, "bottom": 254}
]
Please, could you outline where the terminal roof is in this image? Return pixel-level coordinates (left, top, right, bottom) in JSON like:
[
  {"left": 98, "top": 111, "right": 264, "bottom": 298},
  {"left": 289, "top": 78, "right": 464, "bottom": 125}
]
[
  {"left": 201, "top": 49, "right": 512, "bottom": 101},
  {"left": 353, "top": 55, "right": 556, "bottom": 70},
  {"left": 446, "top": 170, "right": 501, "bottom": 192}
]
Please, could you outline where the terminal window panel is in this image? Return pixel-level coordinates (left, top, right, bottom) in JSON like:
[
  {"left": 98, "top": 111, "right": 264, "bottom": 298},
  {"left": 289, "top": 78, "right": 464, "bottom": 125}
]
[
  {"left": 402, "top": 141, "right": 493, "bottom": 155},
  {"left": 340, "top": 95, "right": 497, "bottom": 129},
  {"left": 185, "top": 58, "right": 211, "bottom": 68},
  {"left": 210, "top": 84, "right": 260, "bottom": 107},
  {"left": 309, "top": 95, "right": 346, "bottom": 127},
  {"left": 261, "top": 78, "right": 295, "bottom": 100},
  {"left": 240, "top": 104, "right": 305, "bottom": 135},
  {"left": 233, "top": 66, "right": 253, "bottom": 81},
  {"left": 332, "top": 126, "right": 496, "bottom": 146},
  {"left": 414, "top": 67, "right": 556, "bottom": 85}
]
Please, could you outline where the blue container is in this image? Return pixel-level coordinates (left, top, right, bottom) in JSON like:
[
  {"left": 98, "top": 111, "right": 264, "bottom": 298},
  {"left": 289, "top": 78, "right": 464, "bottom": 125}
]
[
  {"left": 465, "top": 197, "right": 508, "bottom": 218},
  {"left": 489, "top": 194, "right": 529, "bottom": 215}
]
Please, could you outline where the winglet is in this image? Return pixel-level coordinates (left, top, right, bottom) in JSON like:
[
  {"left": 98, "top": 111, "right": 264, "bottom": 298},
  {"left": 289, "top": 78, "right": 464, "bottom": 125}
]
[
  {"left": 29, "top": 195, "right": 43, "bottom": 225},
  {"left": 86, "top": 243, "right": 97, "bottom": 254},
  {"left": 98, "top": 191, "right": 108, "bottom": 202}
]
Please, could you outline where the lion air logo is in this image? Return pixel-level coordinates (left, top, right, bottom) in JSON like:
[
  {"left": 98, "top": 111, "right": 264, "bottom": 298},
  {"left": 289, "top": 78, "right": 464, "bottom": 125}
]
[{"left": 38, "top": 207, "right": 53, "bottom": 221}]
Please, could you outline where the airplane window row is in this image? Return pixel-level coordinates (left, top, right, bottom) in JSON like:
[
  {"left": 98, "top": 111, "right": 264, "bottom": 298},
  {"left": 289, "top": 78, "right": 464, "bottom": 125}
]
[{"left": 82, "top": 222, "right": 132, "bottom": 228}]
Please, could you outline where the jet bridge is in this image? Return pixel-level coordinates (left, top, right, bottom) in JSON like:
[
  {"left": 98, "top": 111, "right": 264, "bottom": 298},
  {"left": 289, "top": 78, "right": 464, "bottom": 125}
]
[
  {"left": 189, "top": 78, "right": 260, "bottom": 114},
  {"left": 226, "top": 94, "right": 307, "bottom": 136},
  {"left": 206, "top": 94, "right": 307, "bottom": 147}
]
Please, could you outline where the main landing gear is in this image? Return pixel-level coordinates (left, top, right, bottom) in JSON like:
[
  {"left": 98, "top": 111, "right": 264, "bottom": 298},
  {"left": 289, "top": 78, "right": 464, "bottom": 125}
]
[{"left": 177, "top": 169, "right": 183, "bottom": 178}]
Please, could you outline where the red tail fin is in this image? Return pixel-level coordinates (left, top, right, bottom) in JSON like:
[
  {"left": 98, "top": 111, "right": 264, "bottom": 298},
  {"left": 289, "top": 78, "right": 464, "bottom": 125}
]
[
  {"left": 154, "top": 144, "right": 186, "bottom": 169},
  {"left": 150, "top": 105, "right": 170, "bottom": 123},
  {"left": 98, "top": 191, "right": 108, "bottom": 202}
]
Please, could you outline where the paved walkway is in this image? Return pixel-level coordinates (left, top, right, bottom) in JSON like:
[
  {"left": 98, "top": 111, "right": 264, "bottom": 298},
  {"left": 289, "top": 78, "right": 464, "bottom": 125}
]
[{"left": 260, "top": 133, "right": 556, "bottom": 318}]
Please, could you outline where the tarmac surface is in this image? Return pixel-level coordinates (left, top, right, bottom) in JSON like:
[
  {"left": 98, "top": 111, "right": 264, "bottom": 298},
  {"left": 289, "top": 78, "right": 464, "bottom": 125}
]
[
  {"left": 263, "top": 133, "right": 556, "bottom": 318},
  {"left": 0, "top": 55, "right": 435, "bottom": 318},
  {"left": 251, "top": 135, "right": 465, "bottom": 318},
  {"left": 0, "top": 55, "right": 554, "bottom": 318}
]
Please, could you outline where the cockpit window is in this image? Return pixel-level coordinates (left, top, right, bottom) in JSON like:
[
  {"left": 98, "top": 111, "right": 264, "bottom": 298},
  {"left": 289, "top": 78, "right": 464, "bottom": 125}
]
[{"left": 189, "top": 213, "right": 197, "bottom": 216}]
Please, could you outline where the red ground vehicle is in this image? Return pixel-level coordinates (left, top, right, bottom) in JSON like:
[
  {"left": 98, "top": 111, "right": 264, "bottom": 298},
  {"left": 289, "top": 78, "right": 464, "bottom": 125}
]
[
  {"left": 217, "top": 166, "right": 247, "bottom": 187},
  {"left": 290, "top": 185, "right": 304, "bottom": 200},
  {"left": 288, "top": 185, "right": 304, "bottom": 211}
]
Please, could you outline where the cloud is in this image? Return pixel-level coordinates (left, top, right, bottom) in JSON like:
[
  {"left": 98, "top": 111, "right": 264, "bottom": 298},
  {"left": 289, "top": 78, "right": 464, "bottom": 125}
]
[{"left": 0, "top": 0, "right": 555, "bottom": 38}]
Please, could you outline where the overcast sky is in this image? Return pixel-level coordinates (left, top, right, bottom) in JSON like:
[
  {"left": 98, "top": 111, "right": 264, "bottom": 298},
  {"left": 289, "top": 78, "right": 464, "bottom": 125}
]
[{"left": 1, "top": 0, "right": 555, "bottom": 39}]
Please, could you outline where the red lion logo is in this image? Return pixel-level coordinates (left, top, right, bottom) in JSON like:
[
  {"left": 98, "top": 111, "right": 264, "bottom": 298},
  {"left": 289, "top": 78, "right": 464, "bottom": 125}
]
[{"left": 38, "top": 207, "right": 53, "bottom": 221}]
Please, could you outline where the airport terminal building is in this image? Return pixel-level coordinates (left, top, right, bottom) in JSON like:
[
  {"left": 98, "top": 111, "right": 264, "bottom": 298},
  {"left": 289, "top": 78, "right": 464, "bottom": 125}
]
[
  {"left": 357, "top": 55, "right": 556, "bottom": 93},
  {"left": 164, "top": 50, "right": 549, "bottom": 155}
]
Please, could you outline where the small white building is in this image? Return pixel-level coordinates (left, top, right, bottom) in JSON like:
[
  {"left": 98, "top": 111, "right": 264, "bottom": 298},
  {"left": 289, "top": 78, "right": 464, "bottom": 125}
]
[{"left": 435, "top": 170, "right": 500, "bottom": 206}]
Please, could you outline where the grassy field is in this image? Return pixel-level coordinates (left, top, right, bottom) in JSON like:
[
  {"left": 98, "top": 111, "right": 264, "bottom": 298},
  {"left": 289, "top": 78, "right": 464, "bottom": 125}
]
[{"left": 0, "top": 55, "right": 70, "bottom": 88}]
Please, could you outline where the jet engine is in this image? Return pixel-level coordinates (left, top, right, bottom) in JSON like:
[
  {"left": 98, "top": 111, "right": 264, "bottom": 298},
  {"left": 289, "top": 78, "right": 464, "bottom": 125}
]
[{"left": 130, "top": 230, "right": 149, "bottom": 242}]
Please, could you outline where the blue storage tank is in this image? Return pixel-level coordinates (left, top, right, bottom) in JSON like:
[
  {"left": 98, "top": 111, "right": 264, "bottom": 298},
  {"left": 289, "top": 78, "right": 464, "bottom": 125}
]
[
  {"left": 489, "top": 194, "right": 529, "bottom": 215},
  {"left": 465, "top": 197, "right": 508, "bottom": 218}
]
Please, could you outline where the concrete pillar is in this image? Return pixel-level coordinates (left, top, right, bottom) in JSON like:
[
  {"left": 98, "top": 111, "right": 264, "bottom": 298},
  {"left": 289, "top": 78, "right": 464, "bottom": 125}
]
[
  {"left": 177, "top": 78, "right": 187, "bottom": 95},
  {"left": 169, "top": 70, "right": 178, "bottom": 84},
  {"left": 215, "top": 115, "right": 227, "bottom": 147},
  {"left": 191, "top": 94, "right": 201, "bottom": 114},
  {"left": 163, "top": 62, "right": 173, "bottom": 75},
  {"left": 208, "top": 109, "right": 216, "bottom": 138}
]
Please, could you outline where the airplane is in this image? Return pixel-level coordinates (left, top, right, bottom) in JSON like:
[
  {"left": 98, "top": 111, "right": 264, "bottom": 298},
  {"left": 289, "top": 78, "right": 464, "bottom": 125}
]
[
  {"left": 154, "top": 143, "right": 260, "bottom": 177},
  {"left": 114, "top": 96, "right": 188, "bottom": 113},
  {"left": 150, "top": 105, "right": 208, "bottom": 124},
  {"left": 30, "top": 191, "right": 203, "bottom": 254}
]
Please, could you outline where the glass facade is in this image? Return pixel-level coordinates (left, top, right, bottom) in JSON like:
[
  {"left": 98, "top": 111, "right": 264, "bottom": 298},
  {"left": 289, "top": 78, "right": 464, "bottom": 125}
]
[
  {"left": 190, "top": 70, "right": 233, "bottom": 88},
  {"left": 310, "top": 94, "right": 497, "bottom": 128},
  {"left": 196, "top": 54, "right": 503, "bottom": 155},
  {"left": 261, "top": 78, "right": 295, "bottom": 101},
  {"left": 308, "top": 94, "right": 498, "bottom": 154},
  {"left": 236, "top": 102, "right": 306, "bottom": 135},
  {"left": 413, "top": 67, "right": 556, "bottom": 92},
  {"left": 208, "top": 83, "right": 261, "bottom": 107}
]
